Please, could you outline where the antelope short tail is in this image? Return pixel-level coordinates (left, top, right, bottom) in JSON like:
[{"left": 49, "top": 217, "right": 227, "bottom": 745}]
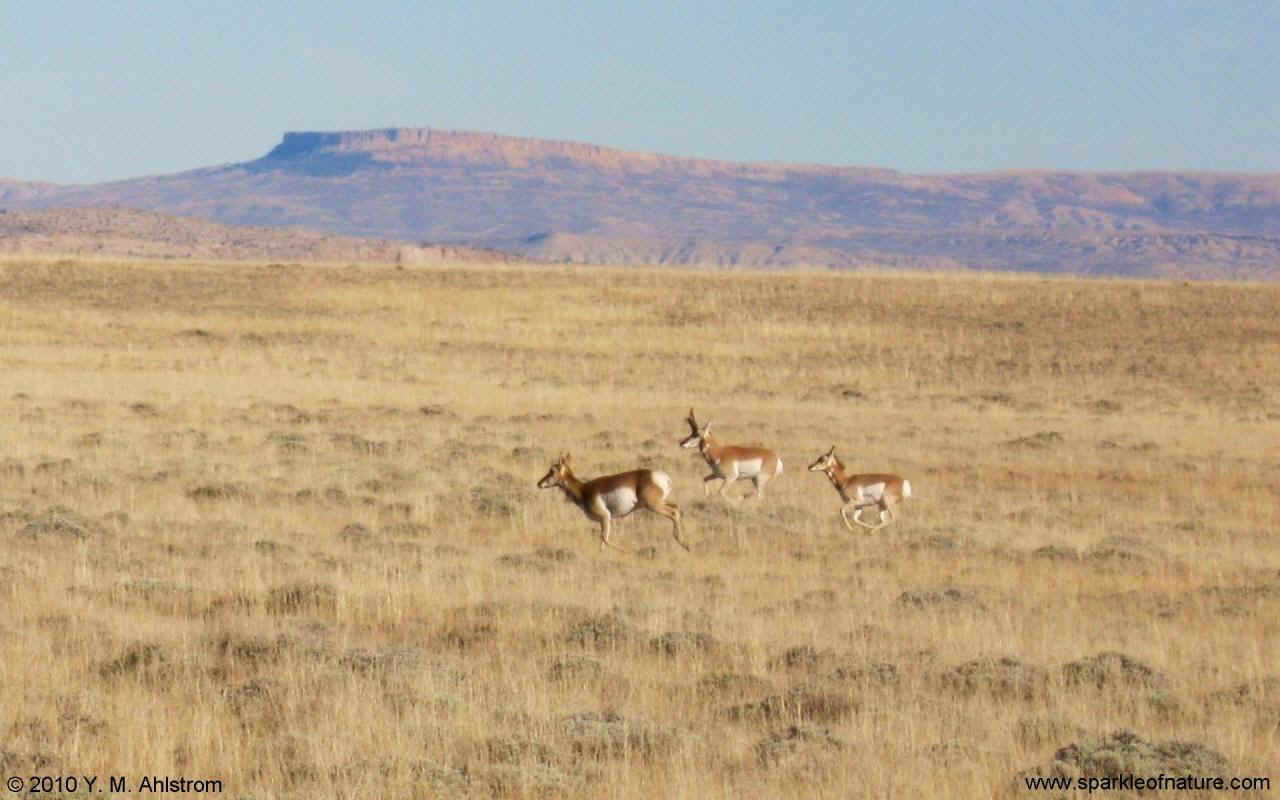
[
  {"left": 775, "top": 458, "right": 783, "bottom": 476},
  {"left": 903, "top": 479, "right": 913, "bottom": 499}
]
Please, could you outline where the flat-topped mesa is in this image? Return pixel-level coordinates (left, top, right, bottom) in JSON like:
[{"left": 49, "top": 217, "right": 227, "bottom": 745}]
[{"left": 260, "top": 127, "right": 899, "bottom": 178}]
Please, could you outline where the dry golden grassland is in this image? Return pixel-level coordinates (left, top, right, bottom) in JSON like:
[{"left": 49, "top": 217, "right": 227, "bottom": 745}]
[{"left": 1, "top": 256, "right": 1278, "bottom": 798}]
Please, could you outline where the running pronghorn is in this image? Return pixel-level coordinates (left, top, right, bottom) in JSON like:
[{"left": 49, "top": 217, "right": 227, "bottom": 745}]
[
  {"left": 537, "top": 452, "right": 688, "bottom": 553},
  {"left": 679, "top": 409, "right": 783, "bottom": 500},
  {"left": 807, "top": 446, "right": 912, "bottom": 531}
]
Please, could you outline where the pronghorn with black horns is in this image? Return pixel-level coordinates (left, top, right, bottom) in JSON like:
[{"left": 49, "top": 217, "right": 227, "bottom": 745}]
[
  {"left": 537, "top": 452, "right": 688, "bottom": 553},
  {"left": 808, "top": 446, "right": 911, "bottom": 531},
  {"left": 680, "top": 409, "right": 782, "bottom": 501}
]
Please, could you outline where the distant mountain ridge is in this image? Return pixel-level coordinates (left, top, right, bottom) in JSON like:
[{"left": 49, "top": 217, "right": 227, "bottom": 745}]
[
  {"left": 0, "top": 207, "right": 513, "bottom": 265},
  {"left": 261, "top": 128, "right": 900, "bottom": 177},
  {"left": 2, "top": 127, "right": 1279, "bottom": 277}
]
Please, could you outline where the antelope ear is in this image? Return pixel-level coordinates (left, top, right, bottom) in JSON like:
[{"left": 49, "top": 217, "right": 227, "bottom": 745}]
[
  {"left": 827, "top": 445, "right": 836, "bottom": 457},
  {"left": 561, "top": 452, "right": 571, "bottom": 465}
]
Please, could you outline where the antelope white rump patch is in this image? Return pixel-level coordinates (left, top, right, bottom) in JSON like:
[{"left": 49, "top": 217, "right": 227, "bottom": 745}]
[{"left": 650, "top": 470, "right": 673, "bottom": 499}]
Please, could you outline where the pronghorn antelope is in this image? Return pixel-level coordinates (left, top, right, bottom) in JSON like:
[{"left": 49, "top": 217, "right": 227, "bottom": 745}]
[
  {"left": 807, "top": 446, "right": 912, "bottom": 531},
  {"left": 537, "top": 452, "right": 688, "bottom": 553},
  {"left": 680, "top": 409, "right": 783, "bottom": 500}
]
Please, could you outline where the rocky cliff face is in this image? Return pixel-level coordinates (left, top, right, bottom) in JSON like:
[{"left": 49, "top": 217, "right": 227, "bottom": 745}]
[{"left": 3, "top": 128, "right": 1279, "bottom": 278}]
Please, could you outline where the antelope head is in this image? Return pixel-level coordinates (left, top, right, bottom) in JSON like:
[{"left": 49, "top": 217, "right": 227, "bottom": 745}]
[
  {"left": 808, "top": 446, "right": 839, "bottom": 475},
  {"left": 680, "top": 408, "right": 711, "bottom": 449},
  {"left": 537, "top": 452, "right": 573, "bottom": 489}
]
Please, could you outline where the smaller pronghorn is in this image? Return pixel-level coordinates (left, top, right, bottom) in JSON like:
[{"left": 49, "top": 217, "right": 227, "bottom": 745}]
[
  {"left": 537, "top": 452, "right": 688, "bottom": 553},
  {"left": 807, "top": 446, "right": 912, "bottom": 531},
  {"left": 680, "top": 409, "right": 783, "bottom": 500}
]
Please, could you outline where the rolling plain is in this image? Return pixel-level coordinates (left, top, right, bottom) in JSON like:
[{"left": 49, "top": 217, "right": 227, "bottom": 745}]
[{"left": 1, "top": 255, "right": 1277, "bottom": 797}]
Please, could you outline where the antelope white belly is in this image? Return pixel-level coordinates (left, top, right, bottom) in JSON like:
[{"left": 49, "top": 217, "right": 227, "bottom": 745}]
[
  {"left": 733, "top": 458, "right": 764, "bottom": 478},
  {"left": 602, "top": 487, "right": 639, "bottom": 517},
  {"left": 855, "top": 483, "right": 886, "bottom": 502}
]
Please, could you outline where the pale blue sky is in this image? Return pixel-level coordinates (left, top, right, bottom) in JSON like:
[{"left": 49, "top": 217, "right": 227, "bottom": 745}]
[{"left": 3, "top": 0, "right": 1277, "bottom": 184}]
